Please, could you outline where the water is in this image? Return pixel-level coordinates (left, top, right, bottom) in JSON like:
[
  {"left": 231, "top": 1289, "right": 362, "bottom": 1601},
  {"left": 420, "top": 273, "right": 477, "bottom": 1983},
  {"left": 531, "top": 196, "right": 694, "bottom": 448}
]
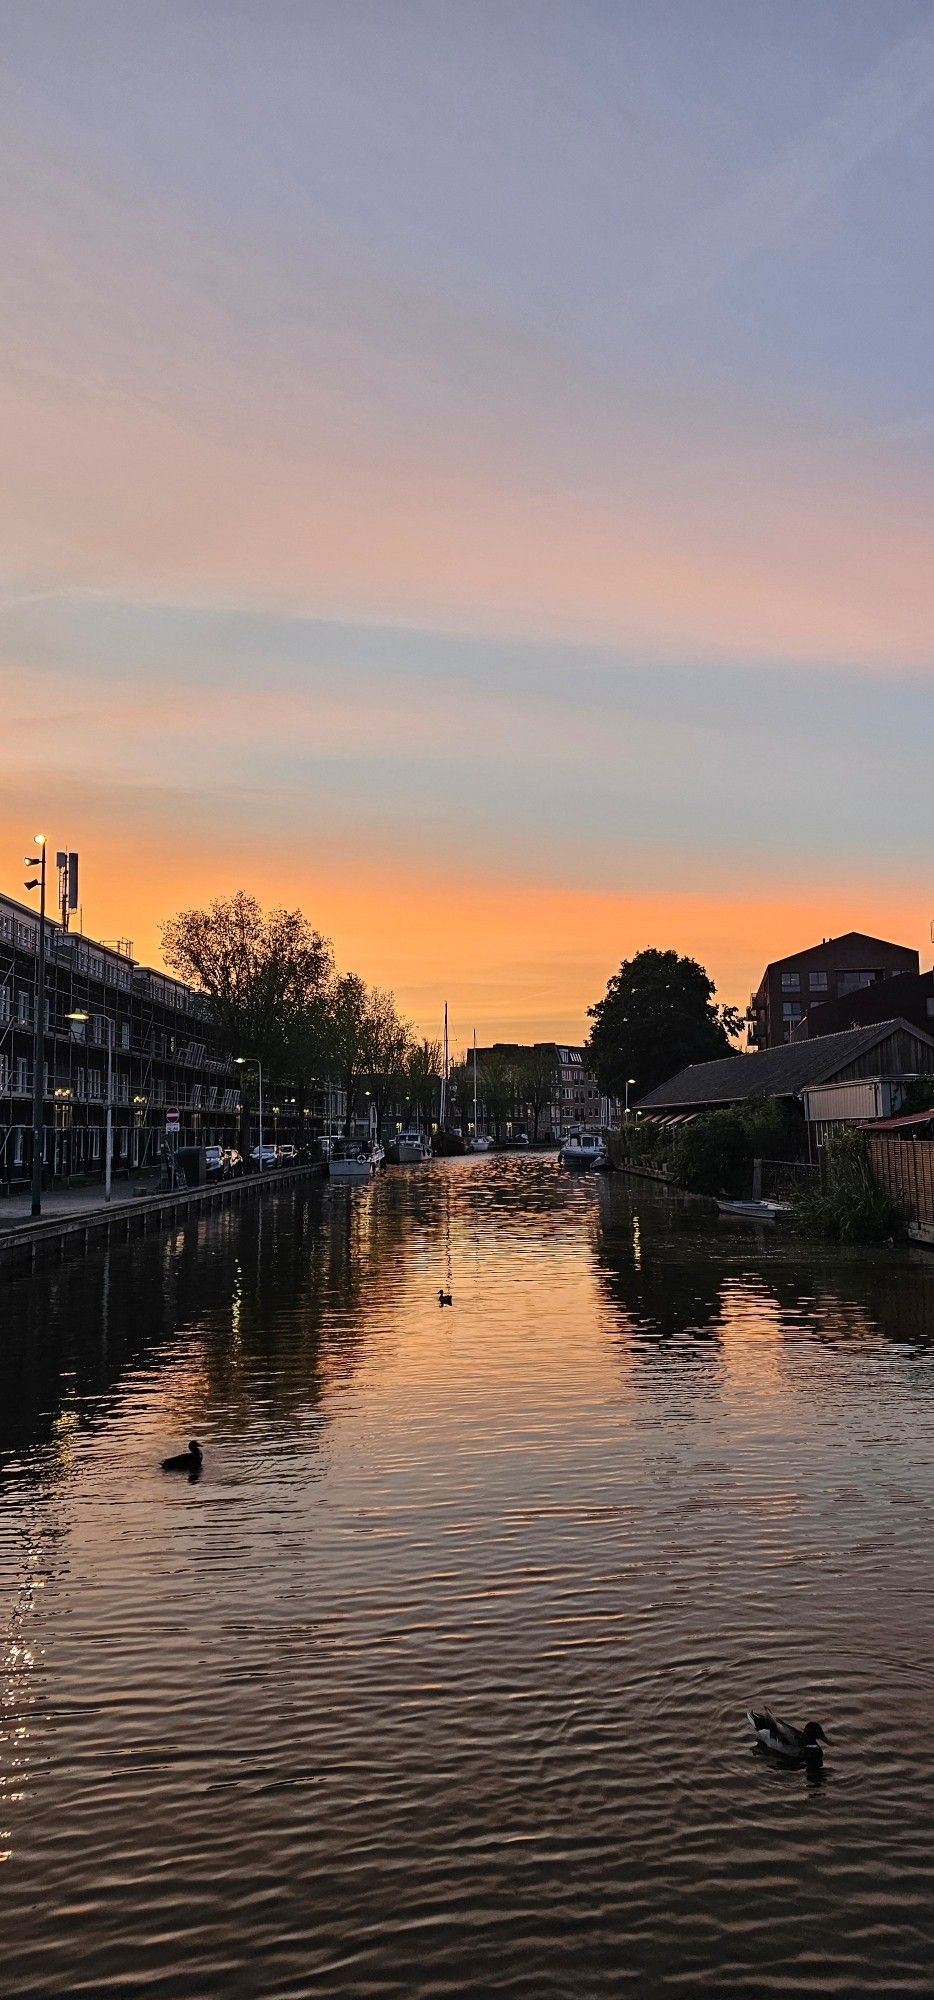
[{"left": 3, "top": 1156, "right": 934, "bottom": 1997}]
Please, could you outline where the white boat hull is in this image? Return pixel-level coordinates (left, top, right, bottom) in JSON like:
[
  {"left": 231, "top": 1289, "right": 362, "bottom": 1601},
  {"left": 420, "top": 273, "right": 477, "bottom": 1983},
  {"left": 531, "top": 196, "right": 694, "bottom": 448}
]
[{"left": 328, "top": 1155, "right": 375, "bottom": 1182}]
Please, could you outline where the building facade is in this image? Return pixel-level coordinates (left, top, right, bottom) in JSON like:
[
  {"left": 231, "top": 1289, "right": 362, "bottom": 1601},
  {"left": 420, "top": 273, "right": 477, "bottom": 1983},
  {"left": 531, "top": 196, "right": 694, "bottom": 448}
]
[
  {"left": 469, "top": 1042, "right": 612, "bottom": 1141},
  {"left": 746, "top": 932, "right": 919, "bottom": 1048},
  {"left": 0, "top": 888, "right": 241, "bottom": 1189}
]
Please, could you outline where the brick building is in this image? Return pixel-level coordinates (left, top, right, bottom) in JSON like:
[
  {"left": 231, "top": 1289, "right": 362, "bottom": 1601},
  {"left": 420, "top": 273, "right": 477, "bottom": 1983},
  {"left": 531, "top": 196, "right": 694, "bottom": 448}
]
[{"left": 746, "top": 932, "right": 919, "bottom": 1049}]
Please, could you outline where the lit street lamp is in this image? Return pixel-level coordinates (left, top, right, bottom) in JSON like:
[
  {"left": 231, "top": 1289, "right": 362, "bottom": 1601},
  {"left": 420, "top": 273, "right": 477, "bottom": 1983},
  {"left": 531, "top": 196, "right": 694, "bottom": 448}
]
[
  {"left": 235, "top": 1056, "right": 264, "bottom": 1168},
  {"left": 624, "top": 1076, "right": 637, "bottom": 1116},
  {"left": 24, "top": 835, "right": 47, "bottom": 1217},
  {"left": 67, "top": 1010, "right": 114, "bottom": 1202}
]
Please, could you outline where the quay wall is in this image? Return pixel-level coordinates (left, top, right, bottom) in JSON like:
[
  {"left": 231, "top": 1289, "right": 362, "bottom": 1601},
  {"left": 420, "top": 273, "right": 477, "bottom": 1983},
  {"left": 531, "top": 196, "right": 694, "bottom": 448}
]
[{"left": 0, "top": 1162, "right": 325, "bottom": 1273}]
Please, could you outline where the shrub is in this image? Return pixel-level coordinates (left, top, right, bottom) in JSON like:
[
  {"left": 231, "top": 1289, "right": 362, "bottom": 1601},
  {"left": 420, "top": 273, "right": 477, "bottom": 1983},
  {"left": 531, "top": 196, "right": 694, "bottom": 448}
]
[
  {"left": 792, "top": 1129, "right": 903, "bottom": 1243},
  {"left": 670, "top": 1112, "right": 752, "bottom": 1197}
]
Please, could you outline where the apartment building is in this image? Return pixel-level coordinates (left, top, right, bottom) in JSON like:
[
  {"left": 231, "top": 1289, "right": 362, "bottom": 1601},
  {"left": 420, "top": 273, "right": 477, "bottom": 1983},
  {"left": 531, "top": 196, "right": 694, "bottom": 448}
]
[
  {"left": 0, "top": 889, "right": 241, "bottom": 1189},
  {"left": 746, "top": 932, "right": 919, "bottom": 1049}
]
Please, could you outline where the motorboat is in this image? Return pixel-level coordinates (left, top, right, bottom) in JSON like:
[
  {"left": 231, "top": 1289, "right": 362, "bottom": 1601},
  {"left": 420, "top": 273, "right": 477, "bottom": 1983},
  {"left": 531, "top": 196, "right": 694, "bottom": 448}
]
[
  {"left": 467, "top": 1134, "right": 494, "bottom": 1153},
  {"left": 716, "top": 1198, "right": 790, "bottom": 1221},
  {"left": 328, "top": 1139, "right": 376, "bottom": 1182},
  {"left": 392, "top": 1129, "right": 432, "bottom": 1163},
  {"left": 560, "top": 1128, "right": 607, "bottom": 1169}
]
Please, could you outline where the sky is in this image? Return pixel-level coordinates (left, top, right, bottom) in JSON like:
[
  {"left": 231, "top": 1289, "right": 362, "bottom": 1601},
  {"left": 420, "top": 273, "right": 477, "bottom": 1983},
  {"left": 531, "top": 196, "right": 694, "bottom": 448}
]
[{"left": 1, "top": 1, "right": 932, "bottom": 1045}]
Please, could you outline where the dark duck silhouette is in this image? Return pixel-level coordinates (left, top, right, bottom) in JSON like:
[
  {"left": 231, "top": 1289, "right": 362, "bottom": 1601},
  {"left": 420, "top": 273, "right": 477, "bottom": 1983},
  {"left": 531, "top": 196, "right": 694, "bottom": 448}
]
[
  {"left": 162, "top": 1439, "right": 203, "bottom": 1475},
  {"left": 438, "top": 1289, "right": 453, "bottom": 1307},
  {"left": 747, "top": 1709, "right": 827, "bottom": 1769}
]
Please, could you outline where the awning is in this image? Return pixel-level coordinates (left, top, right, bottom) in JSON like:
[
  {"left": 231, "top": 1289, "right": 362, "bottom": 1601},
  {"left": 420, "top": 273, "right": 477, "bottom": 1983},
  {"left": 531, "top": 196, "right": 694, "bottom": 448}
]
[{"left": 857, "top": 1105, "right": 934, "bottom": 1133}]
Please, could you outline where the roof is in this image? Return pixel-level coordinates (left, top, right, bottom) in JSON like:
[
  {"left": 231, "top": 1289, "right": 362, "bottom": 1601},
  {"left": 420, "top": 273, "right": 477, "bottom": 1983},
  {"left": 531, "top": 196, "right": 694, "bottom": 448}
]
[
  {"left": 858, "top": 1105, "right": 934, "bottom": 1133},
  {"left": 766, "top": 930, "right": 918, "bottom": 974},
  {"left": 634, "top": 1018, "right": 934, "bottom": 1112}
]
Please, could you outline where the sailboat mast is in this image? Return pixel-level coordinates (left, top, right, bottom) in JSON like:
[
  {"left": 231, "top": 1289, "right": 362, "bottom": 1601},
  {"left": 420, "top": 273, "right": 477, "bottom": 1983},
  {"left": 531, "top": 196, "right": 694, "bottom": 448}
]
[
  {"left": 473, "top": 1028, "right": 478, "bottom": 1132},
  {"left": 440, "top": 1001, "right": 448, "bottom": 1129}
]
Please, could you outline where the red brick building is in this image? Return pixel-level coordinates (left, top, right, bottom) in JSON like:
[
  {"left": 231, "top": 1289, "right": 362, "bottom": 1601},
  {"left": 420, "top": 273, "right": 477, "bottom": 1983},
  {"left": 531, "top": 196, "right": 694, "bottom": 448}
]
[{"left": 746, "top": 931, "right": 919, "bottom": 1049}]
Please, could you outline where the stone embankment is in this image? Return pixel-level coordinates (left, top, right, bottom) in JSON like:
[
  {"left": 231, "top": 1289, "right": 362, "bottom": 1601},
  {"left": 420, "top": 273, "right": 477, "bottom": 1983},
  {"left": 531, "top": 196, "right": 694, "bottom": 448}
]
[{"left": 0, "top": 1162, "right": 325, "bottom": 1271}]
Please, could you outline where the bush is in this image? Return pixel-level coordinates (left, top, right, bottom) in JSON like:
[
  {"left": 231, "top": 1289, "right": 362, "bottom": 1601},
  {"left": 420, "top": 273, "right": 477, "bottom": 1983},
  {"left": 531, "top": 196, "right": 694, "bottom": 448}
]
[
  {"left": 671, "top": 1112, "right": 752, "bottom": 1197},
  {"left": 792, "top": 1129, "right": 903, "bottom": 1242}
]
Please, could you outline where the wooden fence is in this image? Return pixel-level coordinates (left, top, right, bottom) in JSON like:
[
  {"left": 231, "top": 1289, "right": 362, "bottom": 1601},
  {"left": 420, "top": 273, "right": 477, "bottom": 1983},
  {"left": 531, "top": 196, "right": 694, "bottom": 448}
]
[{"left": 867, "top": 1136, "right": 934, "bottom": 1225}]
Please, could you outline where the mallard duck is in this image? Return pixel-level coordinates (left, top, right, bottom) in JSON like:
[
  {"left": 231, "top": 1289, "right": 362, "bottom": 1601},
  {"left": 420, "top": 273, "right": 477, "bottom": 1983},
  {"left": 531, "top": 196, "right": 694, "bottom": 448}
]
[
  {"left": 747, "top": 1709, "right": 827, "bottom": 1767},
  {"left": 438, "top": 1289, "right": 453, "bottom": 1306},
  {"left": 161, "top": 1439, "right": 203, "bottom": 1474}
]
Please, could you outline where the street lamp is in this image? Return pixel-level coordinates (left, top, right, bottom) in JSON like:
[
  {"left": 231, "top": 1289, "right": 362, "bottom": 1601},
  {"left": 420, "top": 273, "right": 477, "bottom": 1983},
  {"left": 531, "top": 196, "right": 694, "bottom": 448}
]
[
  {"left": 235, "top": 1056, "right": 264, "bottom": 1168},
  {"left": 24, "top": 835, "right": 47, "bottom": 1217},
  {"left": 624, "top": 1077, "right": 637, "bottom": 1116},
  {"left": 67, "top": 1010, "right": 114, "bottom": 1202}
]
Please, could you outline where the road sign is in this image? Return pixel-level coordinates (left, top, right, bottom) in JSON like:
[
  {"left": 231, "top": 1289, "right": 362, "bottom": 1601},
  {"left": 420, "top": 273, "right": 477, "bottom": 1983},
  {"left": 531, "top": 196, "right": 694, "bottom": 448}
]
[{"left": 166, "top": 1106, "right": 180, "bottom": 1133}]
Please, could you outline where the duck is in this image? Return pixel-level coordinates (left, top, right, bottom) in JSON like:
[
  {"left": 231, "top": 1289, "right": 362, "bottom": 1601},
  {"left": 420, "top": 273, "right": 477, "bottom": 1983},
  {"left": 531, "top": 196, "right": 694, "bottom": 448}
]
[
  {"left": 161, "top": 1439, "right": 203, "bottom": 1475},
  {"left": 747, "top": 1708, "right": 827, "bottom": 1768},
  {"left": 438, "top": 1289, "right": 453, "bottom": 1307}
]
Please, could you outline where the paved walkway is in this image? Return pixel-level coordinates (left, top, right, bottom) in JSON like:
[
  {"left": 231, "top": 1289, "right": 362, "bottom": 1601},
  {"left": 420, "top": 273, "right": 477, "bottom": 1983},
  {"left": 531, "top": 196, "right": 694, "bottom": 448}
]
[{"left": 0, "top": 1179, "right": 159, "bottom": 1234}]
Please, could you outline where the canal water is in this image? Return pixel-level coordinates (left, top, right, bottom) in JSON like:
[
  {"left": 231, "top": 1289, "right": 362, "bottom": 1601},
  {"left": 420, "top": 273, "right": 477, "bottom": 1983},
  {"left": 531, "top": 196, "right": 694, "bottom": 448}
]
[{"left": 3, "top": 1155, "right": 934, "bottom": 1997}]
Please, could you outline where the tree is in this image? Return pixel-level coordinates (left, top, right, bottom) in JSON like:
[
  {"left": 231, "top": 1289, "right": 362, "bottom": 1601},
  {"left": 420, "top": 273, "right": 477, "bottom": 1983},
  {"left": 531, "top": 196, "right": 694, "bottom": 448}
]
[
  {"left": 162, "top": 893, "right": 332, "bottom": 1158},
  {"left": 671, "top": 1112, "right": 752, "bottom": 1197},
  {"left": 325, "top": 973, "right": 370, "bottom": 1135},
  {"left": 479, "top": 1050, "right": 517, "bottom": 1141},
  {"left": 359, "top": 988, "right": 412, "bottom": 1139},
  {"left": 515, "top": 1045, "right": 560, "bottom": 1141},
  {"left": 587, "top": 948, "right": 741, "bottom": 1102},
  {"left": 405, "top": 1038, "right": 442, "bottom": 1131}
]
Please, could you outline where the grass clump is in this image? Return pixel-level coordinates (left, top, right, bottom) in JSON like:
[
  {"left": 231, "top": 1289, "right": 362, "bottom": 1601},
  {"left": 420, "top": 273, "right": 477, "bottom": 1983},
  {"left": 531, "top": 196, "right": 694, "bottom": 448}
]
[{"left": 792, "top": 1129, "right": 903, "bottom": 1243}]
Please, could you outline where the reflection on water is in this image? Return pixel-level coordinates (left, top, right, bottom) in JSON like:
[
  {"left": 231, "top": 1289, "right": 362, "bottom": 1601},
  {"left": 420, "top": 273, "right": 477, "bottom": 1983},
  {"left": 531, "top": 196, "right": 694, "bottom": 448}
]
[{"left": 3, "top": 1158, "right": 934, "bottom": 1996}]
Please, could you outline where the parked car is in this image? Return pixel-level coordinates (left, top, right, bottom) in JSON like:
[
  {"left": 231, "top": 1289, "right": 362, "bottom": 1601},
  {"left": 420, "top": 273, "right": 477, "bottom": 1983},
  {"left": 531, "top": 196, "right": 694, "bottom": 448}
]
[
  {"left": 205, "top": 1145, "right": 225, "bottom": 1180},
  {"left": 277, "top": 1144, "right": 298, "bottom": 1163},
  {"left": 250, "top": 1145, "right": 279, "bottom": 1168}
]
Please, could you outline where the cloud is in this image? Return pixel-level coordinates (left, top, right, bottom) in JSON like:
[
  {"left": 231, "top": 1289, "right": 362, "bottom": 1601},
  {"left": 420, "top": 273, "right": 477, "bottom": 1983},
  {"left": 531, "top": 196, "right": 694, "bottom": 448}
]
[{"left": 653, "top": 13, "right": 934, "bottom": 305}]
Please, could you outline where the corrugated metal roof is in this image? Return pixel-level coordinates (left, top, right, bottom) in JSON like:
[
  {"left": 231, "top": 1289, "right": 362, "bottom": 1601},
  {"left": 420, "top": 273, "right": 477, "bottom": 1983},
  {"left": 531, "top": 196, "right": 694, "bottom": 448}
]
[
  {"left": 635, "top": 1018, "right": 934, "bottom": 1112},
  {"left": 858, "top": 1105, "right": 934, "bottom": 1133}
]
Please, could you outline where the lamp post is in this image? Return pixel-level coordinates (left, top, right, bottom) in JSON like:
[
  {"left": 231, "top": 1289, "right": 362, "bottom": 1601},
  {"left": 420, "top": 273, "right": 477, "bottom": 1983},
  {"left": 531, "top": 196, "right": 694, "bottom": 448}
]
[
  {"left": 24, "top": 835, "right": 47, "bottom": 1217},
  {"left": 624, "top": 1076, "right": 636, "bottom": 1116},
  {"left": 67, "top": 1010, "right": 114, "bottom": 1202},
  {"left": 235, "top": 1056, "right": 264, "bottom": 1169}
]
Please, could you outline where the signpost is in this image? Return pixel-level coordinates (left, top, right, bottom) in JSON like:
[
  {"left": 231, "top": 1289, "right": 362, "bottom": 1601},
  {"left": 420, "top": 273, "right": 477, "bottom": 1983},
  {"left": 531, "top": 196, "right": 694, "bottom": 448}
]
[{"left": 165, "top": 1107, "right": 180, "bottom": 1190}]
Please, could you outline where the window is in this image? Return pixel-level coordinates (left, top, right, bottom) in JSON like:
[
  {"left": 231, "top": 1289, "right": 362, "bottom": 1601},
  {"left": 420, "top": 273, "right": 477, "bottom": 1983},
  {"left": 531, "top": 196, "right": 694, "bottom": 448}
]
[
  {"left": 809, "top": 970, "right": 828, "bottom": 991},
  {"left": 0, "top": 1055, "right": 8, "bottom": 1094},
  {"left": 781, "top": 972, "right": 799, "bottom": 990},
  {"left": 18, "top": 989, "right": 31, "bottom": 1025},
  {"left": 839, "top": 971, "right": 874, "bottom": 994},
  {"left": 782, "top": 1002, "right": 802, "bottom": 1019},
  {"left": 0, "top": 982, "right": 10, "bottom": 1023},
  {"left": 120, "top": 1022, "right": 130, "bottom": 1050},
  {"left": 16, "top": 1058, "right": 30, "bottom": 1093}
]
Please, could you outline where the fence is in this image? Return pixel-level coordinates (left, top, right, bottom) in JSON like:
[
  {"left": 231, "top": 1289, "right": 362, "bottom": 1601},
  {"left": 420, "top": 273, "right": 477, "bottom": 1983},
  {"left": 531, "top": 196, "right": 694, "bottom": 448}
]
[
  {"left": 867, "top": 1135, "right": 934, "bottom": 1226},
  {"left": 752, "top": 1157, "right": 819, "bottom": 1200}
]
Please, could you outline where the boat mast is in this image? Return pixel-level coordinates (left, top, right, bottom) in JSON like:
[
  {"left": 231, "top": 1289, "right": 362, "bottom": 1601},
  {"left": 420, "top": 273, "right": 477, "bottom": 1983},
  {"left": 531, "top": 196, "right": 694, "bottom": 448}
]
[{"left": 473, "top": 1028, "right": 478, "bottom": 1135}]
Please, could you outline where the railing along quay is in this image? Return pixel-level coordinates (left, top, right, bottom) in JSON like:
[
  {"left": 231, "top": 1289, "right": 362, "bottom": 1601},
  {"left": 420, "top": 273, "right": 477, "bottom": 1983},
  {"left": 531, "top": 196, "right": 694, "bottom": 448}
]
[{"left": 0, "top": 1162, "right": 325, "bottom": 1271}]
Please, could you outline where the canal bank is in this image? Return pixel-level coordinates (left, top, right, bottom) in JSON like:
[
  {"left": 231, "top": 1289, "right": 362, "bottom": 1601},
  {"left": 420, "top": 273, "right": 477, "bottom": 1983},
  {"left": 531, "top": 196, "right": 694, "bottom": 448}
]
[{"left": 0, "top": 1160, "right": 325, "bottom": 1270}]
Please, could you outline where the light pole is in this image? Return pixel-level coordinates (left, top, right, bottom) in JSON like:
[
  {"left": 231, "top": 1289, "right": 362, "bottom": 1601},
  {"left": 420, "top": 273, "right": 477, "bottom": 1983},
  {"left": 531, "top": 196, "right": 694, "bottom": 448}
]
[
  {"left": 67, "top": 1010, "right": 114, "bottom": 1202},
  {"left": 24, "top": 835, "right": 47, "bottom": 1217},
  {"left": 624, "top": 1076, "right": 636, "bottom": 1116},
  {"left": 235, "top": 1056, "right": 264, "bottom": 1169}
]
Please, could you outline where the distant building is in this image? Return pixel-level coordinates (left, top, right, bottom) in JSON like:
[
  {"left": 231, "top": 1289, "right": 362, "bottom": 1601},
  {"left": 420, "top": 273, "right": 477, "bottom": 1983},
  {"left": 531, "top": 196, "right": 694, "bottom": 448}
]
[
  {"left": 746, "top": 932, "right": 919, "bottom": 1048},
  {"left": 634, "top": 1017, "right": 934, "bottom": 1156},
  {"left": 469, "top": 1042, "right": 612, "bottom": 1140}
]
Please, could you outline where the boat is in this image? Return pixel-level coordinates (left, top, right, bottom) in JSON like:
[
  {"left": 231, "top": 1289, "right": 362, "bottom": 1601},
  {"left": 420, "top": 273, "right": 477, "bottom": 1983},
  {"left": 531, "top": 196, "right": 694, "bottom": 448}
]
[
  {"left": 393, "top": 1128, "right": 432, "bottom": 1163},
  {"left": 467, "top": 1134, "right": 493, "bottom": 1153},
  {"left": 560, "top": 1127, "right": 607, "bottom": 1169},
  {"left": 716, "top": 1198, "right": 790, "bottom": 1221},
  {"left": 466, "top": 1029, "right": 493, "bottom": 1150},
  {"left": 328, "top": 1139, "right": 376, "bottom": 1182}
]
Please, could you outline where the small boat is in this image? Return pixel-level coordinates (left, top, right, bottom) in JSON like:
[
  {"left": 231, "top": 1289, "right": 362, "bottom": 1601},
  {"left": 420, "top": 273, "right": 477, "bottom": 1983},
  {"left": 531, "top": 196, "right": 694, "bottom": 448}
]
[
  {"left": 560, "top": 1128, "right": 607, "bottom": 1169},
  {"left": 328, "top": 1139, "right": 376, "bottom": 1182},
  {"left": 393, "top": 1128, "right": 432, "bottom": 1163},
  {"left": 717, "top": 1198, "right": 790, "bottom": 1221},
  {"left": 467, "top": 1134, "right": 493, "bottom": 1153}
]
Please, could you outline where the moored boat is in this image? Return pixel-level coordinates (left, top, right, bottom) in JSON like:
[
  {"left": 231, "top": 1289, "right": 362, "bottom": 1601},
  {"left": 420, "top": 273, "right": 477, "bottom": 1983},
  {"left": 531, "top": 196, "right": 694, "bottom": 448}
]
[
  {"left": 392, "top": 1128, "right": 432, "bottom": 1163},
  {"left": 560, "top": 1127, "right": 607, "bottom": 1169},
  {"left": 328, "top": 1139, "right": 376, "bottom": 1182}
]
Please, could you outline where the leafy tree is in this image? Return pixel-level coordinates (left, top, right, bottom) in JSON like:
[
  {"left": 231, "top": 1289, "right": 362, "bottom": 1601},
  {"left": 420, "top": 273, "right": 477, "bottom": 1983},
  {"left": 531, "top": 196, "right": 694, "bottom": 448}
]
[
  {"left": 515, "top": 1045, "right": 560, "bottom": 1141},
  {"left": 360, "top": 988, "right": 412, "bottom": 1139},
  {"left": 587, "top": 948, "right": 741, "bottom": 1101},
  {"left": 405, "top": 1038, "right": 443, "bottom": 1130},
  {"left": 162, "top": 892, "right": 332, "bottom": 1157},
  {"left": 897, "top": 1075, "right": 934, "bottom": 1118},
  {"left": 325, "top": 972, "right": 370, "bottom": 1135},
  {"left": 479, "top": 1050, "right": 518, "bottom": 1141}
]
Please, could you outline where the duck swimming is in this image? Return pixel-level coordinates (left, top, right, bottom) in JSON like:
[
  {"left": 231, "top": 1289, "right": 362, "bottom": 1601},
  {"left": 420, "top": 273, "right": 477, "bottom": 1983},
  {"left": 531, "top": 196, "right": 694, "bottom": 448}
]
[
  {"left": 438, "top": 1289, "right": 453, "bottom": 1306},
  {"left": 747, "top": 1709, "right": 827, "bottom": 1768},
  {"left": 161, "top": 1440, "right": 203, "bottom": 1475}
]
